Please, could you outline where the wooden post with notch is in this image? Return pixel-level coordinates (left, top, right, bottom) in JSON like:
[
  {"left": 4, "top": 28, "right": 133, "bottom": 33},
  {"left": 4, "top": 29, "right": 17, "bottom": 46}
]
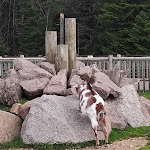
[
  {"left": 45, "top": 31, "right": 57, "bottom": 65},
  {"left": 60, "top": 13, "right": 64, "bottom": 44},
  {"left": 65, "top": 18, "right": 76, "bottom": 75}
]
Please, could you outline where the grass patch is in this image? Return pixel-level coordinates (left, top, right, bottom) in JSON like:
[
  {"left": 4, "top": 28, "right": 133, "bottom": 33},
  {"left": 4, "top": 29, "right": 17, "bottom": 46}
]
[
  {"left": 1, "top": 126, "right": 150, "bottom": 150},
  {"left": 109, "top": 126, "right": 150, "bottom": 143},
  {"left": 0, "top": 105, "right": 10, "bottom": 111},
  {"left": 19, "top": 98, "right": 29, "bottom": 104},
  {"left": 0, "top": 98, "right": 28, "bottom": 112},
  {"left": 138, "top": 91, "right": 150, "bottom": 100}
]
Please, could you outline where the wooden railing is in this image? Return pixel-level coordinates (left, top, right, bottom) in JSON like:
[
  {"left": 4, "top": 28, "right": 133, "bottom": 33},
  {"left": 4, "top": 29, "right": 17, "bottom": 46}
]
[
  {"left": 0, "top": 56, "right": 45, "bottom": 77},
  {"left": 0, "top": 55, "right": 150, "bottom": 90}
]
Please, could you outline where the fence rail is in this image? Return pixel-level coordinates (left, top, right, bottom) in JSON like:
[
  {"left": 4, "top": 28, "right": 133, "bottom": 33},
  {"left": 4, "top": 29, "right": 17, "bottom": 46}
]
[{"left": 0, "top": 55, "right": 150, "bottom": 91}]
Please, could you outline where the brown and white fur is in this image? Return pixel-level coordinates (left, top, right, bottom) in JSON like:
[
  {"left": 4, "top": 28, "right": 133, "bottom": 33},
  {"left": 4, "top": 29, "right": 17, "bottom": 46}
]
[{"left": 75, "top": 81, "right": 108, "bottom": 147}]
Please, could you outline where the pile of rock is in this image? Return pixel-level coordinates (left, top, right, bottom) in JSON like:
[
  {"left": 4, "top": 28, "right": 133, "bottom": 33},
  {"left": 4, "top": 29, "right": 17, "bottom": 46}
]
[{"left": 0, "top": 58, "right": 150, "bottom": 145}]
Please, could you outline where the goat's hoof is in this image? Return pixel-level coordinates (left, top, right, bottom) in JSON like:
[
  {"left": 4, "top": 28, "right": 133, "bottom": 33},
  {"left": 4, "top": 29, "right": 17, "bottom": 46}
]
[
  {"left": 105, "top": 143, "right": 109, "bottom": 147},
  {"left": 96, "top": 145, "right": 99, "bottom": 149}
]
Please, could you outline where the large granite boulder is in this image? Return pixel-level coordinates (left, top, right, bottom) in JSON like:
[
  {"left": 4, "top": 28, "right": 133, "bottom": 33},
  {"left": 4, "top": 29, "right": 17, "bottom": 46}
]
[
  {"left": 113, "top": 85, "right": 149, "bottom": 127},
  {"left": 19, "top": 97, "right": 39, "bottom": 120},
  {"left": 21, "top": 95, "right": 111, "bottom": 144},
  {"left": 92, "top": 71, "right": 121, "bottom": 99},
  {"left": 105, "top": 102, "right": 127, "bottom": 129},
  {"left": 38, "top": 62, "right": 56, "bottom": 75},
  {"left": 44, "top": 69, "right": 67, "bottom": 95},
  {"left": 20, "top": 78, "right": 49, "bottom": 99},
  {"left": 13, "top": 58, "right": 53, "bottom": 80},
  {"left": 0, "top": 110, "right": 22, "bottom": 143}
]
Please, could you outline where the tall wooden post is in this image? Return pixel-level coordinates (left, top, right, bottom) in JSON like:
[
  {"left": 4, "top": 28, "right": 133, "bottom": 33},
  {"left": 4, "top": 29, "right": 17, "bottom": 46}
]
[
  {"left": 60, "top": 13, "right": 64, "bottom": 44},
  {"left": 45, "top": 31, "right": 57, "bottom": 64},
  {"left": 65, "top": 18, "right": 76, "bottom": 75},
  {"left": 57, "top": 44, "right": 68, "bottom": 72}
]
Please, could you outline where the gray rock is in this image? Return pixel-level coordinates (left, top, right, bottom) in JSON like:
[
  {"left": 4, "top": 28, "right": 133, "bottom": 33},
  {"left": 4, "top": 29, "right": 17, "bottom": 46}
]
[
  {"left": 105, "top": 102, "right": 127, "bottom": 129},
  {"left": 19, "top": 97, "right": 39, "bottom": 120},
  {"left": 13, "top": 58, "right": 53, "bottom": 80},
  {"left": 139, "top": 96, "right": 150, "bottom": 123},
  {"left": 90, "top": 64, "right": 100, "bottom": 73},
  {"left": 76, "top": 60, "right": 85, "bottom": 70},
  {"left": 21, "top": 95, "right": 111, "bottom": 144},
  {"left": 77, "top": 66, "right": 92, "bottom": 81},
  {"left": 1, "top": 75, "right": 21, "bottom": 106},
  {"left": 92, "top": 71, "right": 121, "bottom": 99},
  {"left": 38, "top": 62, "right": 56, "bottom": 75},
  {"left": 6, "top": 69, "right": 18, "bottom": 78},
  {"left": 68, "top": 75, "right": 84, "bottom": 87},
  {"left": 44, "top": 69, "right": 67, "bottom": 95},
  {"left": 20, "top": 78, "right": 49, "bottom": 99},
  {"left": 0, "top": 110, "right": 22, "bottom": 143},
  {"left": 115, "top": 85, "right": 149, "bottom": 127},
  {"left": 0, "top": 72, "right": 22, "bottom": 106},
  {"left": 10, "top": 103, "right": 22, "bottom": 116},
  {"left": 0, "top": 79, "right": 5, "bottom": 105},
  {"left": 120, "top": 78, "right": 140, "bottom": 90}
]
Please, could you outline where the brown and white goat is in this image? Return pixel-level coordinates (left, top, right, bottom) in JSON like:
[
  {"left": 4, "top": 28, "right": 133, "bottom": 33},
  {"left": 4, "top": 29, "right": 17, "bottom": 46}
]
[{"left": 75, "top": 81, "right": 108, "bottom": 146}]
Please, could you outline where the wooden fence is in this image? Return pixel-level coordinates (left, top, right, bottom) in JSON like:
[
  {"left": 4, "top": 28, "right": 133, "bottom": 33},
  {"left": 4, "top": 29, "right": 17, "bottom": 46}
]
[{"left": 0, "top": 55, "right": 150, "bottom": 90}]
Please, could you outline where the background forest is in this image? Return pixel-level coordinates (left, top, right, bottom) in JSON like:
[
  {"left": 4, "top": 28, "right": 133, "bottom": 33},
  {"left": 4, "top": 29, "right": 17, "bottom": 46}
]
[{"left": 0, "top": 0, "right": 150, "bottom": 56}]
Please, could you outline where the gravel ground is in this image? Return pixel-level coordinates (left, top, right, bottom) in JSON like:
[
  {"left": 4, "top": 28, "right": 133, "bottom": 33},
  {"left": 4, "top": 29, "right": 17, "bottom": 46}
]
[{"left": 0, "top": 137, "right": 148, "bottom": 150}]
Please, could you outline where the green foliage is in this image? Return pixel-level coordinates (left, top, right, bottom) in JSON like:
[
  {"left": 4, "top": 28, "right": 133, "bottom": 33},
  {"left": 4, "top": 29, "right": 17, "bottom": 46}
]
[
  {"left": 19, "top": 0, "right": 45, "bottom": 56},
  {"left": 0, "top": 0, "right": 150, "bottom": 56},
  {"left": 0, "top": 43, "right": 9, "bottom": 56},
  {"left": 128, "top": 11, "right": 150, "bottom": 55},
  {"left": 94, "top": 1, "right": 150, "bottom": 55}
]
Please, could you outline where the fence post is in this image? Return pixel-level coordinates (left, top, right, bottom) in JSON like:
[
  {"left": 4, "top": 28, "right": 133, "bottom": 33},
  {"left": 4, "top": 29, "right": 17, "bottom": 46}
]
[
  {"left": 117, "top": 54, "right": 121, "bottom": 70},
  {"left": 108, "top": 55, "right": 113, "bottom": 71},
  {"left": 20, "top": 55, "right": 24, "bottom": 58},
  {"left": 57, "top": 44, "right": 69, "bottom": 72},
  {"left": 45, "top": 31, "right": 57, "bottom": 65},
  {"left": 60, "top": 13, "right": 64, "bottom": 44},
  {"left": 65, "top": 18, "right": 76, "bottom": 75}
]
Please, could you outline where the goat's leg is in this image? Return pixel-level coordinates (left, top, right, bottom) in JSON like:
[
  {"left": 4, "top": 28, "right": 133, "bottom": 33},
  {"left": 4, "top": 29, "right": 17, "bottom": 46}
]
[
  {"left": 99, "top": 114, "right": 108, "bottom": 146},
  {"left": 93, "top": 126, "right": 99, "bottom": 147}
]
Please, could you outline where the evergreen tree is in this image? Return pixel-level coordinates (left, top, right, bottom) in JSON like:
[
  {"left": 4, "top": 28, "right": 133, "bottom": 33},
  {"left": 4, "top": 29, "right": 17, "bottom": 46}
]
[
  {"left": 127, "top": 11, "right": 150, "bottom": 55},
  {"left": 93, "top": 0, "right": 150, "bottom": 55},
  {"left": 19, "top": 0, "right": 62, "bottom": 56}
]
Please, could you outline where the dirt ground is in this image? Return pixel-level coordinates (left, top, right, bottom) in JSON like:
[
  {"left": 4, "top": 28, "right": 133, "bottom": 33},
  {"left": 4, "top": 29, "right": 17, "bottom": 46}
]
[
  {"left": 0, "top": 137, "right": 148, "bottom": 150},
  {"left": 78, "top": 137, "right": 148, "bottom": 150}
]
